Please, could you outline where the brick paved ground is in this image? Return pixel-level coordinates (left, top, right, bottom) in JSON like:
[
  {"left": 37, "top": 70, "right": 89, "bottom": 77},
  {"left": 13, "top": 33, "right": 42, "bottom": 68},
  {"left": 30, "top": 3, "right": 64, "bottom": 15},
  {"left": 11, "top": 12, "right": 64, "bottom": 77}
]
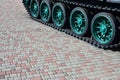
[{"left": 0, "top": 0, "right": 120, "bottom": 80}]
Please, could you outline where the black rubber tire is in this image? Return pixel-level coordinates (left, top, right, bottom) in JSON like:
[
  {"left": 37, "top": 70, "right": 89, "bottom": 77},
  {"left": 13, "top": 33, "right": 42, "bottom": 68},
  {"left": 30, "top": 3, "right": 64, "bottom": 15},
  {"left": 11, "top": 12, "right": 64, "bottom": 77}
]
[
  {"left": 52, "top": 3, "right": 66, "bottom": 28},
  {"left": 91, "top": 12, "right": 117, "bottom": 46},
  {"left": 70, "top": 7, "right": 89, "bottom": 37},
  {"left": 30, "top": 0, "right": 40, "bottom": 18},
  {"left": 40, "top": 0, "right": 52, "bottom": 22},
  {"left": 23, "top": 0, "right": 31, "bottom": 6}
]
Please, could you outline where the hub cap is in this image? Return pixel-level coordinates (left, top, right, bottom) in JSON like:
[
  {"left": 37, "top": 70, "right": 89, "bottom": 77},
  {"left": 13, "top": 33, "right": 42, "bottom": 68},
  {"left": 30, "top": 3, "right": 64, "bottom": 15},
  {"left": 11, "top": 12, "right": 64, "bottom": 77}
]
[
  {"left": 70, "top": 10, "right": 87, "bottom": 35},
  {"left": 40, "top": 2, "right": 50, "bottom": 22},
  {"left": 30, "top": 0, "right": 39, "bottom": 18},
  {"left": 52, "top": 5, "right": 65, "bottom": 27},
  {"left": 92, "top": 16, "right": 114, "bottom": 44}
]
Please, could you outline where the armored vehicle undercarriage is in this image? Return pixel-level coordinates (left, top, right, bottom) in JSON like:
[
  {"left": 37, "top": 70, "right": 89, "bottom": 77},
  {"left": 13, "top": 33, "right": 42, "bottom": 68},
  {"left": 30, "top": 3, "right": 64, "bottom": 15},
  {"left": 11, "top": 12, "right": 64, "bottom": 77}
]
[{"left": 22, "top": 0, "right": 120, "bottom": 49}]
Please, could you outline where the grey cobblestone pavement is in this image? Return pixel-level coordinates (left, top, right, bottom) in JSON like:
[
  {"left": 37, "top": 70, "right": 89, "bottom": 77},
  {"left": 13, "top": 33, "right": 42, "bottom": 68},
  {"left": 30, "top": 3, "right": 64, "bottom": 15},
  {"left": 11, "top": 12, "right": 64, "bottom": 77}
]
[{"left": 0, "top": 0, "right": 120, "bottom": 80}]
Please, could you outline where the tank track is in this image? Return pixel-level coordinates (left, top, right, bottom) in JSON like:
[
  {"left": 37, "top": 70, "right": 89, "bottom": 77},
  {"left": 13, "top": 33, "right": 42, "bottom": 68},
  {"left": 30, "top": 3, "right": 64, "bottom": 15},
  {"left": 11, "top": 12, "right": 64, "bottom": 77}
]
[{"left": 22, "top": 0, "right": 120, "bottom": 50}]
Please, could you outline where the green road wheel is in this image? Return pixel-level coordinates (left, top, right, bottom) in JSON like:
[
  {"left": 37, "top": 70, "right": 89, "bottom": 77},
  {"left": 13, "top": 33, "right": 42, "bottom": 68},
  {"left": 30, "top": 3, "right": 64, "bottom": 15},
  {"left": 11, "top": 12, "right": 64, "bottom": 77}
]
[
  {"left": 70, "top": 7, "right": 88, "bottom": 36},
  {"left": 23, "top": 0, "right": 30, "bottom": 5},
  {"left": 30, "top": 0, "right": 39, "bottom": 18},
  {"left": 52, "top": 3, "right": 66, "bottom": 28},
  {"left": 91, "top": 12, "right": 116, "bottom": 45},
  {"left": 40, "top": 0, "right": 51, "bottom": 22}
]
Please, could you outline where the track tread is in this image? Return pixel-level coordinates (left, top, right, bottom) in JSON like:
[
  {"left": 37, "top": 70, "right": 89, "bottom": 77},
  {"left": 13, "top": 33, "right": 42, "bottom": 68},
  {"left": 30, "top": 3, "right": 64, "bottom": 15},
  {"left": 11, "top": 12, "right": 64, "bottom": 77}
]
[{"left": 22, "top": 0, "right": 120, "bottom": 50}]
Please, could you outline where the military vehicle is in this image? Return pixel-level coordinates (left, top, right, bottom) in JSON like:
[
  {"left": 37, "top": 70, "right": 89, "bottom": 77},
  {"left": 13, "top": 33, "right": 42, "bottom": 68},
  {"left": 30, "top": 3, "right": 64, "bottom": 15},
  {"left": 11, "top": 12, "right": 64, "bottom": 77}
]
[{"left": 22, "top": 0, "right": 120, "bottom": 49}]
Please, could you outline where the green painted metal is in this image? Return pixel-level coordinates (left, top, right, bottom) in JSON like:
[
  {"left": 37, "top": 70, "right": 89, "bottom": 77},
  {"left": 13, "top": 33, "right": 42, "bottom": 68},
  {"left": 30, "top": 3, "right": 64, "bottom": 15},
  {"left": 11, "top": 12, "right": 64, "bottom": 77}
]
[
  {"left": 40, "top": 1, "right": 50, "bottom": 22},
  {"left": 30, "top": 0, "right": 39, "bottom": 18},
  {"left": 52, "top": 4, "right": 65, "bottom": 28},
  {"left": 23, "top": 0, "right": 30, "bottom": 5},
  {"left": 70, "top": 8, "right": 87, "bottom": 35},
  {"left": 92, "top": 16, "right": 114, "bottom": 44}
]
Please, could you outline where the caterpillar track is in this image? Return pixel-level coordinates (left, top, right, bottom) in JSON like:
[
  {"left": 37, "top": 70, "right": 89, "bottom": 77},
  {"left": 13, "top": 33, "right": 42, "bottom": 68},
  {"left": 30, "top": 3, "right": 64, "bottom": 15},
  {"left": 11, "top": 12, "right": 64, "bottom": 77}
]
[{"left": 22, "top": 0, "right": 120, "bottom": 50}]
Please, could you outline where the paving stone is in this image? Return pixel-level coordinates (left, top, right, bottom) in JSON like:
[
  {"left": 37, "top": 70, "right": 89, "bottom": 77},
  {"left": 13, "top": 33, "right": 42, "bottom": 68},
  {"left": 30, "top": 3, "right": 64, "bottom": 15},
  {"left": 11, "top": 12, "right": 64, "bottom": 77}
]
[{"left": 0, "top": 0, "right": 120, "bottom": 80}]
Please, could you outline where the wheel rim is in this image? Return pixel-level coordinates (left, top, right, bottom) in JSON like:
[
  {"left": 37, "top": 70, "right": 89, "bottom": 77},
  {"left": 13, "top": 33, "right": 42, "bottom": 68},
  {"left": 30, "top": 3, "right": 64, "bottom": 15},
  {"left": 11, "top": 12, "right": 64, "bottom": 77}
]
[
  {"left": 70, "top": 8, "right": 87, "bottom": 35},
  {"left": 52, "top": 5, "right": 65, "bottom": 27},
  {"left": 30, "top": 0, "right": 39, "bottom": 18},
  {"left": 40, "top": 2, "right": 50, "bottom": 22},
  {"left": 23, "top": 0, "right": 30, "bottom": 5},
  {"left": 92, "top": 16, "right": 114, "bottom": 44}
]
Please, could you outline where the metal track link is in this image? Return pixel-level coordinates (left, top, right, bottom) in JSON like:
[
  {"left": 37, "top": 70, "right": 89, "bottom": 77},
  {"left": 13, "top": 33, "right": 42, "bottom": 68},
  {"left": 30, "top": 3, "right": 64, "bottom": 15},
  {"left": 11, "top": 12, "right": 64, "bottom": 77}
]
[{"left": 22, "top": 1, "right": 120, "bottom": 50}]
